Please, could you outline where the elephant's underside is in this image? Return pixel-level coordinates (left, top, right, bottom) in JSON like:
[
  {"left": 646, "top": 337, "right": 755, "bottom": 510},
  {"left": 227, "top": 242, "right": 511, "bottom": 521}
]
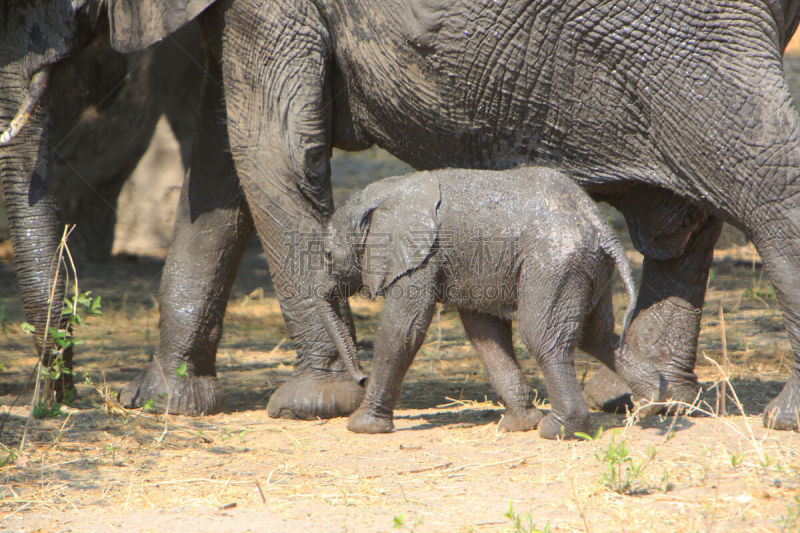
[{"left": 328, "top": 1, "right": 669, "bottom": 197}]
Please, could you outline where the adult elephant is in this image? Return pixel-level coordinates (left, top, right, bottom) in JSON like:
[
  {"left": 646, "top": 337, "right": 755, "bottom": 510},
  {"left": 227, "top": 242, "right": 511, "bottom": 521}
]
[
  {"left": 5, "top": 1, "right": 800, "bottom": 430},
  {"left": 1, "top": 1, "right": 359, "bottom": 418}
]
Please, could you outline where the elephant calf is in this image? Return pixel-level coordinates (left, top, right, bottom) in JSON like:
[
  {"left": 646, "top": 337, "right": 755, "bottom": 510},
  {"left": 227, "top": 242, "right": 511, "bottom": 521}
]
[{"left": 315, "top": 167, "right": 637, "bottom": 439}]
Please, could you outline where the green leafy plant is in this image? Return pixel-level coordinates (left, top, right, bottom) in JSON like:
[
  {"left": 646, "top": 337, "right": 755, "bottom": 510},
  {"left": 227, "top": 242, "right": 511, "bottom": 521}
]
[
  {"left": 575, "top": 426, "right": 604, "bottom": 442},
  {"left": 32, "top": 400, "right": 62, "bottom": 419},
  {"left": 18, "top": 225, "right": 103, "bottom": 453},
  {"left": 777, "top": 495, "right": 800, "bottom": 532},
  {"left": 142, "top": 399, "right": 156, "bottom": 412},
  {"left": 105, "top": 442, "right": 120, "bottom": 462},
  {"left": 392, "top": 514, "right": 422, "bottom": 532},
  {"left": 22, "top": 291, "right": 102, "bottom": 384},
  {"left": 175, "top": 362, "right": 188, "bottom": 379},
  {"left": 595, "top": 430, "right": 648, "bottom": 495},
  {"left": 505, "top": 502, "right": 551, "bottom": 533}
]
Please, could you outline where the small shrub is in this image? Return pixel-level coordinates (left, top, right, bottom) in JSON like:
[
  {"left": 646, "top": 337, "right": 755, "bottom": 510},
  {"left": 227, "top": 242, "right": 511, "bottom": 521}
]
[
  {"left": 32, "top": 400, "right": 62, "bottom": 419},
  {"left": 595, "top": 430, "right": 648, "bottom": 495},
  {"left": 505, "top": 502, "right": 551, "bottom": 533}
]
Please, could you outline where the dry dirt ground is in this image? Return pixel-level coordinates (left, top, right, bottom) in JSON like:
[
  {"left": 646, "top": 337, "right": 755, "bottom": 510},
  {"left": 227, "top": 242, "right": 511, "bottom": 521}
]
[{"left": 2, "top": 152, "right": 800, "bottom": 532}]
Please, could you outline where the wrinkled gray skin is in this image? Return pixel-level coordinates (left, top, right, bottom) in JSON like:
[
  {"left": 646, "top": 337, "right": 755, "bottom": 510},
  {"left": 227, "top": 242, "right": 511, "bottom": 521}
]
[
  {"left": 0, "top": 5, "right": 203, "bottom": 400},
  {"left": 317, "top": 167, "right": 638, "bottom": 439},
  {"left": 5, "top": 1, "right": 800, "bottom": 430},
  {"left": 211, "top": 0, "right": 800, "bottom": 430}
]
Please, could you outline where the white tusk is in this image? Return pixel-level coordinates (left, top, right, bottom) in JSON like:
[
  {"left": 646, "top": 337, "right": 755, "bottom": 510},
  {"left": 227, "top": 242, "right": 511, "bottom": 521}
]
[{"left": 0, "top": 68, "right": 51, "bottom": 146}]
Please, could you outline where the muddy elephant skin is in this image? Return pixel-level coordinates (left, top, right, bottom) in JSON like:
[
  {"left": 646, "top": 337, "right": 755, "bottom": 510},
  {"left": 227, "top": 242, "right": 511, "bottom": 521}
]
[{"left": 317, "top": 167, "right": 639, "bottom": 439}]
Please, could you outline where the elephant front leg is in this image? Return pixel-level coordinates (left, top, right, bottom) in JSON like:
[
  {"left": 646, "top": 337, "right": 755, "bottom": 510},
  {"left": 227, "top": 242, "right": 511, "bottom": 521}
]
[
  {"left": 348, "top": 278, "right": 437, "bottom": 433},
  {"left": 219, "top": 1, "right": 364, "bottom": 420},
  {"left": 118, "top": 46, "right": 253, "bottom": 415},
  {"left": 584, "top": 215, "right": 723, "bottom": 412}
]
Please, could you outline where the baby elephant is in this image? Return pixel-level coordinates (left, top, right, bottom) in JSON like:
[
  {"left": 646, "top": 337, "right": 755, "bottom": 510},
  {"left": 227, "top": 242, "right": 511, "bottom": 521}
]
[{"left": 315, "top": 167, "right": 637, "bottom": 439}]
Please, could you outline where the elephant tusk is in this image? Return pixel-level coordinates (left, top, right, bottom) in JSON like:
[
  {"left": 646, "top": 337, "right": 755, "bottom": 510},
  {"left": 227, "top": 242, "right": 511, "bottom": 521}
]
[{"left": 0, "top": 68, "right": 50, "bottom": 146}]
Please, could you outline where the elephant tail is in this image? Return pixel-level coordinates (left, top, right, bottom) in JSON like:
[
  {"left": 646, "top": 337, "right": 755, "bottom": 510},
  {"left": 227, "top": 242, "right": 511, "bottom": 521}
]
[{"left": 600, "top": 233, "right": 637, "bottom": 346}]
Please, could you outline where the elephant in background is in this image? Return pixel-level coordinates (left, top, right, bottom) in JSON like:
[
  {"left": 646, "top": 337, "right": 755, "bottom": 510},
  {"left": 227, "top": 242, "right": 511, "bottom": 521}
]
[
  {"left": 206, "top": 0, "right": 800, "bottom": 430},
  {"left": 5, "top": 0, "right": 800, "bottom": 431},
  {"left": 48, "top": 21, "right": 204, "bottom": 261},
  {"left": 316, "top": 167, "right": 637, "bottom": 438},
  {"left": 0, "top": 7, "right": 205, "bottom": 401},
  {"left": 2, "top": 1, "right": 352, "bottom": 418}
]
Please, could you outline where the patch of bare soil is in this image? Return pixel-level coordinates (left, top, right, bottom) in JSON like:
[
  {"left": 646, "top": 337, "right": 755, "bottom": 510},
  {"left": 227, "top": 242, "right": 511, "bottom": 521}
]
[{"left": 1, "top": 231, "right": 799, "bottom": 532}]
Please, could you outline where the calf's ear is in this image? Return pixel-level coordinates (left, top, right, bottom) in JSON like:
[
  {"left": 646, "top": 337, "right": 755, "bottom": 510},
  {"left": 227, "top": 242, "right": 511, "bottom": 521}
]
[
  {"left": 359, "top": 175, "right": 442, "bottom": 297},
  {"left": 107, "top": 0, "right": 215, "bottom": 53}
]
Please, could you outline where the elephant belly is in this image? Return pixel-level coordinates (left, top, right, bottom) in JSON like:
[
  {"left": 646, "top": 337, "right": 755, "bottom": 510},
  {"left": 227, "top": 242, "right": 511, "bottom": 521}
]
[
  {"left": 437, "top": 270, "right": 518, "bottom": 321},
  {"left": 327, "top": 0, "right": 663, "bottom": 188}
]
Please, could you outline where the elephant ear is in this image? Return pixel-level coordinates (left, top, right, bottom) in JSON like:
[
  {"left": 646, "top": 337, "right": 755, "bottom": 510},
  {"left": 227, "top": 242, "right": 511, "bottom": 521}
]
[
  {"left": 107, "top": 0, "right": 215, "bottom": 53},
  {"left": 359, "top": 175, "right": 442, "bottom": 297}
]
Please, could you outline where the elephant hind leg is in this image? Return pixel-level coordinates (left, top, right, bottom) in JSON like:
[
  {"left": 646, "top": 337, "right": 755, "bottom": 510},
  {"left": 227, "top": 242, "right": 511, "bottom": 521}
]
[
  {"left": 458, "top": 309, "right": 543, "bottom": 432},
  {"left": 750, "top": 206, "right": 800, "bottom": 431},
  {"left": 516, "top": 259, "right": 594, "bottom": 440},
  {"left": 584, "top": 212, "right": 723, "bottom": 414}
]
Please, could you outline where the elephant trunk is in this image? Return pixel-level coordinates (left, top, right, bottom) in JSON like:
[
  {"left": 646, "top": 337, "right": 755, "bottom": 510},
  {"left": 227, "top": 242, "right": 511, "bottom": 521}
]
[
  {"left": 320, "top": 298, "right": 368, "bottom": 386},
  {"left": 0, "top": 68, "right": 67, "bottom": 368},
  {"left": 0, "top": 68, "right": 50, "bottom": 146}
]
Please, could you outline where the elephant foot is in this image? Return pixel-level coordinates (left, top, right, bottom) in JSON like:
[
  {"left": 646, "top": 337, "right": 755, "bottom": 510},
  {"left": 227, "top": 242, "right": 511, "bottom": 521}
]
[
  {"left": 346, "top": 408, "right": 394, "bottom": 433},
  {"left": 763, "top": 376, "right": 800, "bottom": 431},
  {"left": 585, "top": 366, "right": 710, "bottom": 417},
  {"left": 498, "top": 407, "right": 544, "bottom": 432},
  {"left": 538, "top": 411, "right": 589, "bottom": 440},
  {"left": 267, "top": 372, "right": 365, "bottom": 420},
  {"left": 118, "top": 362, "right": 224, "bottom": 415},
  {"left": 615, "top": 359, "right": 669, "bottom": 419},
  {"left": 583, "top": 367, "right": 634, "bottom": 413}
]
